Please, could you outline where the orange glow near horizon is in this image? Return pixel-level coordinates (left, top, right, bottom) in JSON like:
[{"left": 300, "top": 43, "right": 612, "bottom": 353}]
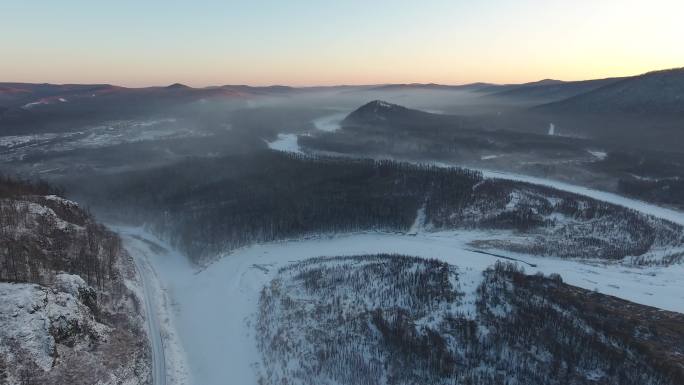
[{"left": 2, "top": 0, "right": 683, "bottom": 88}]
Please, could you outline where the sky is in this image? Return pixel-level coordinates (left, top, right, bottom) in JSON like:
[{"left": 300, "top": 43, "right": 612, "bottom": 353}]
[{"left": 2, "top": 0, "right": 683, "bottom": 87}]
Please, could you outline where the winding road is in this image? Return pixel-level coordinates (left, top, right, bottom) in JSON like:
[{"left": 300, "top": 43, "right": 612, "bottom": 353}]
[{"left": 132, "top": 249, "right": 167, "bottom": 385}]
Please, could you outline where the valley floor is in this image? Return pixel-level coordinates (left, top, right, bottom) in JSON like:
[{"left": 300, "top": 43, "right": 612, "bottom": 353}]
[
  {"left": 116, "top": 147, "right": 684, "bottom": 385},
  {"left": 118, "top": 226, "right": 684, "bottom": 385}
]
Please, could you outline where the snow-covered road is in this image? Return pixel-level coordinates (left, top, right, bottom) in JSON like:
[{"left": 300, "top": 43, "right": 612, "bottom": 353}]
[
  {"left": 132, "top": 253, "right": 167, "bottom": 385},
  {"left": 119, "top": 227, "right": 191, "bottom": 385}
]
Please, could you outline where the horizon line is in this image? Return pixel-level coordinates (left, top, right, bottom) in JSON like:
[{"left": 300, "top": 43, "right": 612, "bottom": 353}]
[{"left": 1, "top": 66, "right": 681, "bottom": 90}]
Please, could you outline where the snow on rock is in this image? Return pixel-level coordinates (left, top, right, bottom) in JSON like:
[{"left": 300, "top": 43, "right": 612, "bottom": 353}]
[
  {"left": 53, "top": 273, "right": 87, "bottom": 296},
  {"left": 4, "top": 199, "right": 79, "bottom": 231},
  {"left": 0, "top": 283, "right": 56, "bottom": 371},
  {"left": 0, "top": 278, "right": 106, "bottom": 373},
  {"left": 44, "top": 194, "right": 81, "bottom": 209}
]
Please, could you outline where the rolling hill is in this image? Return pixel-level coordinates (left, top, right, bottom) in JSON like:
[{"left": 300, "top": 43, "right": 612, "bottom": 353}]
[{"left": 536, "top": 68, "right": 684, "bottom": 116}]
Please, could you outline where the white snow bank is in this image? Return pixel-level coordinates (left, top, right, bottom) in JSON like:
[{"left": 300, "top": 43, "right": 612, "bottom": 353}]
[
  {"left": 266, "top": 133, "right": 302, "bottom": 154},
  {"left": 587, "top": 150, "right": 607, "bottom": 160},
  {"left": 481, "top": 154, "right": 503, "bottom": 160},
  {"left": 22, "top": 100, "right": 49, "bottom": 109}
]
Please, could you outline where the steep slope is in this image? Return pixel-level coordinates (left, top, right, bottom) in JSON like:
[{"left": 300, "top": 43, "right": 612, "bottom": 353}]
[
  {"left": 340, "top": 100, "right": 477, "bottom": 134},
  {"left": 0, "top": 177, "right": 150, "bottom": 385},
  {"left": 341, "top": 100, "right": 444, "bottom": 126}
]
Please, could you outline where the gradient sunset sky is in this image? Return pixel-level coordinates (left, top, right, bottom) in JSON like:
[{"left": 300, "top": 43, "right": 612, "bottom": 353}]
[{"left": 2, "top": 0, "right": 683, "bottom": 87}]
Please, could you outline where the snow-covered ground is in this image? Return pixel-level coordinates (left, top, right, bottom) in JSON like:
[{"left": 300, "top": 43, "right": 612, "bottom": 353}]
[
  {"left": 117, "top": 227, "right": 191, "bottom": 385},
  {"left": 266, "top": 133, "right": 302, "bottom": 154},
  {"left": 587, "top": 149, "right": 607, "bottom": 160},
  {"left": 119, "top": 129, "right": 684, "bottom": 385},
  {"left": 119, "top": 226, "right": 684, "bottom": 385},
  {"left": 476, "top": 168, "right": 684, "bottom": 226},
  {"left": 0, "top": 118, "right": 208, "bottom": 162},
  {"left": 132, "top": 249, "right": 167, "bottom": 385}
]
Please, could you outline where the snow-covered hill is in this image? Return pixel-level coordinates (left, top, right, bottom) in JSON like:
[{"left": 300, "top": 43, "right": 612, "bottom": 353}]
[
  {"left": 257, "top": 255, "right": 684, "bottom": 385},
  {"left": 0, "top": 178, "right": 150, "bottom": 385}
]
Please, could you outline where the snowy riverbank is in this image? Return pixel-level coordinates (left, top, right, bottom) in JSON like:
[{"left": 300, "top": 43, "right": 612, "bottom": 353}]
[{"left": 119, "top": 226, "right": 684, "bottom": 385}]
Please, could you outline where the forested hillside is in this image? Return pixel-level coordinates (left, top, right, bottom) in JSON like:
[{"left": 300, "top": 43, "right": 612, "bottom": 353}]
[
  {"left": 0, "top": 176, "right": 150, "bottom": 385},
  {"left": 256, "top": 255, "right": 684, "bottom": 385},
  {"left": 0, "top": 177, "right": 121, "bottom": 286},
  {"left": 65, "top": 151, "right": 684, "bottom": 265}
]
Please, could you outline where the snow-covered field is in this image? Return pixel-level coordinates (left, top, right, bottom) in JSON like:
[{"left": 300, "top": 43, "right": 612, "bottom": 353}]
[
  {"left": 0, "top": 118, "right": 207, "bottom": 162},
  {"left": 119, "top": 226, "right": 684, "bottom": 385},
  {"left": 266, "top": 133, "right": 302, "bottom": 153}
]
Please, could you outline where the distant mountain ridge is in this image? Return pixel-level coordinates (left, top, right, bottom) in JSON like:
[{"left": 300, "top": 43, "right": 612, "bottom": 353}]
[
  {"left": 365, "top": 82, "right": 495, "bottom": 92},
  {"left": 487, "top": 77, "right": 625, "bottom": 102},
  {"left": 536, "top": 67, "right": 684, "bottom": 116},
  {"left": 3, "top": 66, "right": 682, "bottom": 113},
  {"left": 0, "top": 82, "right": 298, "bottom": 109}
]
